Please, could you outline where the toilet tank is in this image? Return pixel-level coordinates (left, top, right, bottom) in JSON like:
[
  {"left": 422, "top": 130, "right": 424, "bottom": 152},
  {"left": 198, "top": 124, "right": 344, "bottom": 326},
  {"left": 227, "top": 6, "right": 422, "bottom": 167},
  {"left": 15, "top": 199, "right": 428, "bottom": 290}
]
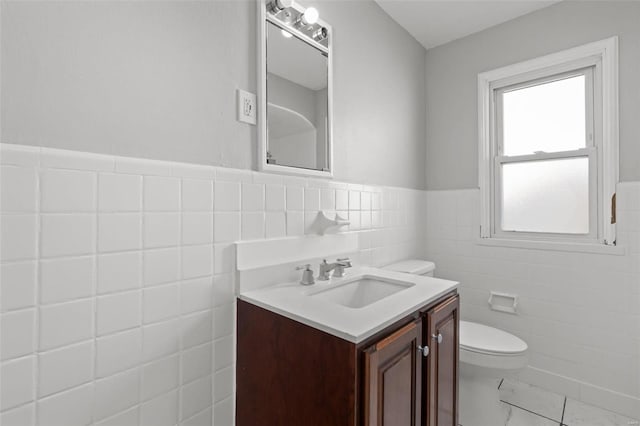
[{"left": 383, "top": 259, "right": 436, "bottom": 277}]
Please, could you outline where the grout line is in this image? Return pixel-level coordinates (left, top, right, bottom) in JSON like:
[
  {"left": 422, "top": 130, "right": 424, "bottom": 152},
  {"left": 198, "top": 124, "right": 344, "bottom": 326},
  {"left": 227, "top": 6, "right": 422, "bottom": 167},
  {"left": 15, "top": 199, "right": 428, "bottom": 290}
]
[
  {"left": 500, "top": 400, "right": 564, "bottom": 424},
  {"left": 177, "top": 179, "right": 185, "bottom": 424},
  {"left": 498, "top": 378, "right": 504, "bottom": 389},
  {"left": 560, "top": 396, "right": 567, "bottom": 425},
  {"left": 210, "top": 183, "right": 217, "bottom": 425},
  {"left": 91, "top": 171, "right": 99, "bottom": 425},
  {"left": 136, "top": 175, "right": 145, "bottom": 426},
  {"left": 33, "top": 165, "right": 43, "bottom": 425},
  {"left": 179, "top": 403, "right": 211, "bottom": 425}
]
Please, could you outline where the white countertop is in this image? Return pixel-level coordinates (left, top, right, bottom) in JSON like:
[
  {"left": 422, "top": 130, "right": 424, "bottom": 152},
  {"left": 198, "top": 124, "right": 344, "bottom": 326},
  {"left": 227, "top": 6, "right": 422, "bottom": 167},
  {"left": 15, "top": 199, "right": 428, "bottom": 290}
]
[{"left": 238, "top": 267, "right": 458, "bottom": 344}]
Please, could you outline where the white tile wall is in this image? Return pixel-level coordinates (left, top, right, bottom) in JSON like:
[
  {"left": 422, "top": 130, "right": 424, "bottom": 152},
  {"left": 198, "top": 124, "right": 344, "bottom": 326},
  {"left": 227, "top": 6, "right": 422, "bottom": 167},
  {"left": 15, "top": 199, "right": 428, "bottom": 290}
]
[
  {"left": 41, "top": 214, "right": 95, "bottom": 258},
  {"left": 39, "top": 300, "right": 93, "bottom": 351},
  {"left": 38, "top": 341, "right": 93, "bottom": 397},
  {"left": 143, "top": 284, "right": 179, "bottom": 325},
  {"left": 98, "top": 173, "right": 142, "bottom": 212},
  {"left": 97, "top": 291, "right": 141, "bottom": 335},
  {"left": 1, "top": 356, "right": 35, "bottom": 410},
  {"left": 1, "top": 261, "right": 37, "bottom": 312},
  {"left": 36, "top": 383, "right": 93, "bottom": 426},
  {"left": 140, "top": 390, "right": 178, "bottom": 426},
  {"left": 98, "top": 252, "right": 141, "bottom": 294},
  {"left": 94, "top": 369, "right": 140, "bottom": 421},
  {"left": 1, "top": 143, "right": 425, "bottom": 425},
  {"left": 1, "top": 214, "right": 37, "bottom": 261},
  {"left": 40, "top": 256, "right": 94, "bottom": 304},
  {"left": 40, "top": 169, "right": 96, "bottom": 213},
  {"left": 141, "top": 354, "right": 179, "bottom": 401},
  {"left": 265, "top": 184, "right": 285, "bottom": 211},
  {"left": 99, "top": 214, "right": 142, "bottom": 252},
  {"left": 1, "top": 166, "right": 37, "bottom": 213},
  {"left": 95, "top": 329, "right": 142, "bottom": 378},
  {"left": 424, "top": 184, "right": 640, "bottom": 418},
  {"left": 1, "top": 309, "right": 36, "bottom": 360}
]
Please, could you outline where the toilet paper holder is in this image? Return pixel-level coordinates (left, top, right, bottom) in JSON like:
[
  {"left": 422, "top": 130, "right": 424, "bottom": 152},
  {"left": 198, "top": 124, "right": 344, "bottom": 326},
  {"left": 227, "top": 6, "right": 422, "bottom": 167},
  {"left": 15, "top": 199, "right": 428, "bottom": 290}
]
[{"left": 488, "top": 291, "right": 518, "bottom": 315}]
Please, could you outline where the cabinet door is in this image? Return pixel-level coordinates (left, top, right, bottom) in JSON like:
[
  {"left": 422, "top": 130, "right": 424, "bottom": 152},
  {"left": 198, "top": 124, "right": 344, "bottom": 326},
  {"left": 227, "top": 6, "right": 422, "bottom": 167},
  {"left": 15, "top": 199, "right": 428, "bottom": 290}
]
[
  {"left": 364, "top": 319, "right": 423, "bottom": 426},
  {"left": 426, "top": 296, "right": 459, "bottom": 426}
]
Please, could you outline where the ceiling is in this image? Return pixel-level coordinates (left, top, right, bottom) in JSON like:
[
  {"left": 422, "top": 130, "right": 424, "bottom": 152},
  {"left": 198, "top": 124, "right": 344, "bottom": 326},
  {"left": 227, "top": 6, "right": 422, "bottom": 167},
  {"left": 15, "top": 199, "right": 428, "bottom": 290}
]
[{"left": 374, "top": 0, "right": 560, "bottom": 50}]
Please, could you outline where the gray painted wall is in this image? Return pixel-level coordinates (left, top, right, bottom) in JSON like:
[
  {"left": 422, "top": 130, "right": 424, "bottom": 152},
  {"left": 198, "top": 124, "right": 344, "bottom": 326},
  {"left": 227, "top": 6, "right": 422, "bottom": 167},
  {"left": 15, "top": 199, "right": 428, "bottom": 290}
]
[
  {"left": 307, "top": 0, "right": 427, "bottom": 190},
  {"left": 1, "top": 1, "right": 256, "bottom": 171},
  {"left": 1, "top": 0, "right": 427, "bottom": 190},
  {"left": 425, "top": 1, "right": 640, "bottom": 190}
]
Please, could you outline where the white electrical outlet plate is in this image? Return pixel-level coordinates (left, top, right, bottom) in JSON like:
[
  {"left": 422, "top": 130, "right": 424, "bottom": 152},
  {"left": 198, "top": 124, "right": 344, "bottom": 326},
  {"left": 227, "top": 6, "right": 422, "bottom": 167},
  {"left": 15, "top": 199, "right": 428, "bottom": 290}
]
[{"left": 236, "top": 89, "right": 257, "bottom": 125}]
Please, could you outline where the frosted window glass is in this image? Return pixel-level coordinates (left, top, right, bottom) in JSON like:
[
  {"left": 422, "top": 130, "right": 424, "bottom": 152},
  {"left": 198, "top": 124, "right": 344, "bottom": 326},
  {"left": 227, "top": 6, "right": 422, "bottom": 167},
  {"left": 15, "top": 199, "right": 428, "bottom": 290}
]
[
  {"left": 501, "top": 158, "right": 589, "bottom": 234},
  {"left": 503, "top": 75, "right": 586, "bottom": 156}
]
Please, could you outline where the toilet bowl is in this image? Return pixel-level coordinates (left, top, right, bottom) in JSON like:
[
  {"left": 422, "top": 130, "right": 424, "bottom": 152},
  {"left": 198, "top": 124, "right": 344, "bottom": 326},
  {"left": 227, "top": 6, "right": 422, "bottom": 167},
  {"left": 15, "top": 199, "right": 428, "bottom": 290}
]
[
  {"left": 459, "top": 320, "right": 528, "bottom": 426},
  {"left": 383, "top": 259, "right": 529, "bottom": 426}
]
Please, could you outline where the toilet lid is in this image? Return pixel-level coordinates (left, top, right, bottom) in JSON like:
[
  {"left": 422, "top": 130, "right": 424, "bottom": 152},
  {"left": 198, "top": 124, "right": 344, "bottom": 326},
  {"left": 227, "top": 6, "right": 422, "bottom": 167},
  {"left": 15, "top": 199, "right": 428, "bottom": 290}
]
[
  {"left": 383, "top": 260, "right": 435, "bottom": 275},
  {"left": 460, "top": 321, "right": 528, "bottom": 355}
]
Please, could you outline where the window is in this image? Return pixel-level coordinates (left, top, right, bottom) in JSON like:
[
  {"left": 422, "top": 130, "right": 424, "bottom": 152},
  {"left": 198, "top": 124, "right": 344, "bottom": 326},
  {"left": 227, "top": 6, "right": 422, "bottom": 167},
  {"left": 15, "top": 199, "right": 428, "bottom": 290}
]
[{"left": 478, "top": 37, "right": 618, "bottom": 246}]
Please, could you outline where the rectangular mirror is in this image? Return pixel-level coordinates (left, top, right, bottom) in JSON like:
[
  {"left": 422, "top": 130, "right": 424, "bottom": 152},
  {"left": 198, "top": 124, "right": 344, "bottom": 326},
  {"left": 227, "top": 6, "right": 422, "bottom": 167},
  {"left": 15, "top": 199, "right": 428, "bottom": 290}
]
[{"left": 258, "top": 0, "right": 333, "bottom": 178}]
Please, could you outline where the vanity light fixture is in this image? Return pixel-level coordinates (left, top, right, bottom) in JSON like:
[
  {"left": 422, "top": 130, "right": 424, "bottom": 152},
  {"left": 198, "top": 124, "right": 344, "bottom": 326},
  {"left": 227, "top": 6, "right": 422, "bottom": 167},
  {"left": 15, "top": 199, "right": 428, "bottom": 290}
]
[
  {"left": 312, "top": 26, "right": 328, "bottom": 42},
  {"left": 266, "top": 1, "right": 328, "bottom": 46},
  {"left": 302, "top": 7, "right": 319, "bottom": 25},
  {"left": 268, "top": 0, "right": 293, "bottom": 13},
  {"left": 295, "top": 7, "right": 319, "bottom": 27}
]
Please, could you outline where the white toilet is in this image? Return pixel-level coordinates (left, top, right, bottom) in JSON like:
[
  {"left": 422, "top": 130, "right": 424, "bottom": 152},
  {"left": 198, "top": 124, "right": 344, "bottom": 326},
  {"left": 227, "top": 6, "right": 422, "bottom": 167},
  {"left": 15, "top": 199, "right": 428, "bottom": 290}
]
[
  {"left": 384, "top": 259, "right": 529, "bottom": 426},
  {"left": 458, "top": 320, "right": 528, "bottom": 425}
]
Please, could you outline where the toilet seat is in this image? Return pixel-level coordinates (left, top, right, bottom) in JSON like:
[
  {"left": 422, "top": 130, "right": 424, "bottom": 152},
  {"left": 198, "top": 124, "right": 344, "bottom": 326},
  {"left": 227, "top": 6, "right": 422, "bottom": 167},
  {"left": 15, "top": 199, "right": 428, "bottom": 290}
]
[
  {"left": 460, "top": 321, "right": 527, "bottom": 355},
  {"left": 459, "top": 321, "right": 528, "bottom": 370}
]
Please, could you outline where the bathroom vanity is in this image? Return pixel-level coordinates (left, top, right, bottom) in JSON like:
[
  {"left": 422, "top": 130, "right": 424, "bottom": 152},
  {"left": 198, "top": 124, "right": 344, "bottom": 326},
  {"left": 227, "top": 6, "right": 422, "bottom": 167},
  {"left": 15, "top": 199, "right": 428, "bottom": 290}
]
[{"left": 236, "top": 268, "right": 459, "bottom": 426}]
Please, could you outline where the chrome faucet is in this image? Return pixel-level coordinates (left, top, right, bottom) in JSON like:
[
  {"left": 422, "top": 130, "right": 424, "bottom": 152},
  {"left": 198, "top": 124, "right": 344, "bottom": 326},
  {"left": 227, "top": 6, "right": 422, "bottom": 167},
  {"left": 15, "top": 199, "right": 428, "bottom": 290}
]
[{"left": 318, "top": 258, "right": 352, "bottom": 280}]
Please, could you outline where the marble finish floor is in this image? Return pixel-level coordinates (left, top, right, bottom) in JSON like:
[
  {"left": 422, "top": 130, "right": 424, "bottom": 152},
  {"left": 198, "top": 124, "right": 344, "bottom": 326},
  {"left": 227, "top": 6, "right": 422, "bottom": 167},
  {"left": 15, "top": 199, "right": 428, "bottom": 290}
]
[{"left": 460, "top": 379, "right": 639, "bottom": 426}]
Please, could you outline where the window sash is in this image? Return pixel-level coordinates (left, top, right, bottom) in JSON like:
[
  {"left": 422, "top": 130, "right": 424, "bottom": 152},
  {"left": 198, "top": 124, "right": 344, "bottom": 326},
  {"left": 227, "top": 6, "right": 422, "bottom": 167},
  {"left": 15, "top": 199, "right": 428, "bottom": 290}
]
[
  {"left": 491, "top": 67, "right": 598, "bottom": 241},
  {"left": 494, "top": 67, "right": 595, "bottom": 156},
  {"left": 477, "top": 37, "right": 618, "bottom": 246},
  {"left": 492, "top": 148, "right": 598, "bottom": 241}
]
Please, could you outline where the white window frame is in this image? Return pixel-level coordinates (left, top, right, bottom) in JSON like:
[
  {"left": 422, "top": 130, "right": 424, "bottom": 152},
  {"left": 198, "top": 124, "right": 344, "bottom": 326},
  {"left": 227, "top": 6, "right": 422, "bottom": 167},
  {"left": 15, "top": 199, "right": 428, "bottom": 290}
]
[{"left": 478, "top": 37, "right": 619, "bottom": 248}]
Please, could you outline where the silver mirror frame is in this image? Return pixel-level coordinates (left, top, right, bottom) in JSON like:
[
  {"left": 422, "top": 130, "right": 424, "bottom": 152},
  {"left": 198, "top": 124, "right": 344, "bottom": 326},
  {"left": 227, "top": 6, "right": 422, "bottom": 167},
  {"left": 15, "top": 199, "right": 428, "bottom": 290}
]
[{"left": 257, "top": 0, "right": 334, "bottom": 178}]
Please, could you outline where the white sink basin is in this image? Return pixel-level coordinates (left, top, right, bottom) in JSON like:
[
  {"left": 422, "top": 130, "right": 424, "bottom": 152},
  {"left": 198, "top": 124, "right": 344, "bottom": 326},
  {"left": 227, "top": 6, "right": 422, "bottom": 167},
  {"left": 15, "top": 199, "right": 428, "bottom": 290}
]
[
  {"left": 311, "top": 276, "right": 415, "bottom": 309},
  {"left": 239, "top": 266, "right": 459, "bottom": 342}
]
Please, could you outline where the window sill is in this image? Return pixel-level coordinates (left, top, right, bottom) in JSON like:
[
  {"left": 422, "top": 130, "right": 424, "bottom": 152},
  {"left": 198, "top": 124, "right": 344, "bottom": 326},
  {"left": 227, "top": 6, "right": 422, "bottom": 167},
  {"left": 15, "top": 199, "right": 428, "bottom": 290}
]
[{"left": 476, "top": 237, "right": 626, "bottom": 256}]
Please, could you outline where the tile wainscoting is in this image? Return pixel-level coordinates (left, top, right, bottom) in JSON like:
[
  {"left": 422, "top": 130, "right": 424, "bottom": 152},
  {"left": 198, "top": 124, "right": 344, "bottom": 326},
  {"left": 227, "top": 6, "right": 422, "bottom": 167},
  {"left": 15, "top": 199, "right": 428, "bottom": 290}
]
[
  {"left": 425, "top": 184, "right": 640, "bottom": 419},
  {"left": 2, "top": 142, "right": 637, "bottom": 424},
  {"left": 0, "top": 143, "right": 425, "bottom": 426}
]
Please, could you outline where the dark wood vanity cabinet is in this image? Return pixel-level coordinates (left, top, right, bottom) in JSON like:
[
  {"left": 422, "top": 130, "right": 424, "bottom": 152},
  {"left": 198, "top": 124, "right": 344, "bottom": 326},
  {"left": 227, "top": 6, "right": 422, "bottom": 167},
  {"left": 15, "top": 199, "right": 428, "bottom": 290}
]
[
  {"left": 363, "top": 319, "right": 423, "bottom": 426},
  {"left": 425, "top": 295, "right": 460, "bottom": 426},
  {"left": 236, "top": 293, "right": 459, "bottom": 426}
]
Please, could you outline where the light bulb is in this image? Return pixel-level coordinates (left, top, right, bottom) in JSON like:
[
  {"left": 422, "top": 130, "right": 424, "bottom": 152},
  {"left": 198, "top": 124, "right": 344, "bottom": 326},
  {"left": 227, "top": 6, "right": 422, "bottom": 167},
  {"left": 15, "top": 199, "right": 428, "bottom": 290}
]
[
  {"left": 281, "top": 29, "right": 293, "bottom": 38},
  {"left": 301, "top": 7, "right": 319, "bottom": 25},
  {"left": 269, "top": 0, "right": 293, "bottom": 13}
]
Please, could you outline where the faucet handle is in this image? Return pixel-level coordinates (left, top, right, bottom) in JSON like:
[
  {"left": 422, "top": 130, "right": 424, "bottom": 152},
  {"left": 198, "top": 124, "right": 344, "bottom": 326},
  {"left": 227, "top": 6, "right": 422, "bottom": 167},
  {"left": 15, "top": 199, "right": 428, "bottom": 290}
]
[
  {"left": 336, "top": 257, "right": 352, "bottom": 267},
  {"left": 296, "top": 264, "right": 315, "bottom": 286},
  {"left": 333, "top": 257, "right": 352, "bottom": 278}
]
